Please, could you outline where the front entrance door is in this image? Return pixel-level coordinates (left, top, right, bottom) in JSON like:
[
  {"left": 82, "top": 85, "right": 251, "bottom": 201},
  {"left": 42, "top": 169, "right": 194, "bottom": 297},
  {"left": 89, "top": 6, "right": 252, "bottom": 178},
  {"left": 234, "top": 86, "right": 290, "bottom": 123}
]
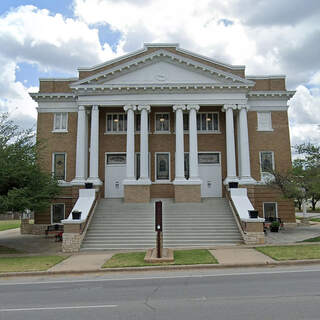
[
  {"left": 105, "top": 153, "right": 126, "bottom": 198},
  {"left": 198, "top": 152, "right": 222, "bottom": 197}
]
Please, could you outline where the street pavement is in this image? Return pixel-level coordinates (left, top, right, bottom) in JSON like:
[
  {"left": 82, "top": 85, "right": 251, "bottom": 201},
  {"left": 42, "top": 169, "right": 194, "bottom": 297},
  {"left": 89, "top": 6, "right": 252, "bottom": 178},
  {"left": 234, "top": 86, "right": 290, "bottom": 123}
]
[{"left": 0, "top": 266, "right": 320, "bottom": 320}]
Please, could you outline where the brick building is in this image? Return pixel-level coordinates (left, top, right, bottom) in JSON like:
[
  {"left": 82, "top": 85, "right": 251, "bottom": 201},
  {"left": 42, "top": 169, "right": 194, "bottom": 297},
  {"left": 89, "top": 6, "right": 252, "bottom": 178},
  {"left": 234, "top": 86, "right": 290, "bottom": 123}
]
[{"left": 30, "top": 43, "right": 296, "bottom": 246}]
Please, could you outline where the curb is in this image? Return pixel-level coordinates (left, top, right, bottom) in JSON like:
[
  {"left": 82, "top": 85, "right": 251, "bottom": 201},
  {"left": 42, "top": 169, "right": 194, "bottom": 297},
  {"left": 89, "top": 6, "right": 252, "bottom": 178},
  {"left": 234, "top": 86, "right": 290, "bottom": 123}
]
[{"left": 1, "top": 259, "right": 320, "bottom": 278}]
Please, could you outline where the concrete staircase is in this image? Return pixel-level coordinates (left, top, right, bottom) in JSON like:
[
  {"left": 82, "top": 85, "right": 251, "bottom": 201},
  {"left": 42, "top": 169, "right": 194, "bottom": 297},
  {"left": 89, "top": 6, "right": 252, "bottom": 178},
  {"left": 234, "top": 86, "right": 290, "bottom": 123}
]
[{"left": 81, "top": 198, "right": 242, "bottom": 250}]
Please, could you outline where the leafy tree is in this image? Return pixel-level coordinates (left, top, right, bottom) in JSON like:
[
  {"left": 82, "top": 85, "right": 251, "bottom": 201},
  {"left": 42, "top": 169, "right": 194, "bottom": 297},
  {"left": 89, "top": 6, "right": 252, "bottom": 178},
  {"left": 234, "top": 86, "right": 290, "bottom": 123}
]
[{"left": 0, "top": 113, "right": 60, "bottom": 213}]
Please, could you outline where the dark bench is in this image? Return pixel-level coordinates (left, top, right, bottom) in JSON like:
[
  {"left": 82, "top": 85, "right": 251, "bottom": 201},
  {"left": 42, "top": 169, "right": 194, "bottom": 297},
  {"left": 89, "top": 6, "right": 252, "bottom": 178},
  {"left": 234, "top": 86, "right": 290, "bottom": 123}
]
[{"left": 45, "top": 224, "right": 64, "bottom": 238}]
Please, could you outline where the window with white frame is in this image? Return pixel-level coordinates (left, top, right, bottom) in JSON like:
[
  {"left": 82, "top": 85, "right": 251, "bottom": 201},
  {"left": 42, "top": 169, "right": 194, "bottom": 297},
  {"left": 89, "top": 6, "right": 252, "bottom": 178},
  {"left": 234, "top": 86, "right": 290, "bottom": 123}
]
[
  {"left": 51, "top": 203, "right": 65, "bottom": 224},
  {"left": 135, "top": 152, "right": 150, "bottom": 179},
  {"left": 263, "top": 202, "right": 277, "bottom": 221},
  {"left": 155, "top": 113, "right": 170, "bottom": 132},
  {"left": 155, "top": 153, "right": 170, "bottom": 181},
  {"left": 53, "top": 113, "right": 68, "bottom": 132},
  {"left": 260, "top": 151, "right": 274, "bottom": 181},
  {"left": 184, "top": 153, "right": 189, "bottom": 179},
  {"left": 106, "top": 113, "right": 127, "bottom": 133},
  {"left": 257, "top": 112, "right": 273, "bottom": 131},
  {"left": 197, "top": 112, "right": 219, "bottom": 132},
  {"left": 53, "top": 153, "right": 66, "bottom": 180},
  {"left": 135, "top": 113, "right": 150, "bottom": 132},
  {"left": 183, "top": 113, "right": 189, "bottom": 131}
]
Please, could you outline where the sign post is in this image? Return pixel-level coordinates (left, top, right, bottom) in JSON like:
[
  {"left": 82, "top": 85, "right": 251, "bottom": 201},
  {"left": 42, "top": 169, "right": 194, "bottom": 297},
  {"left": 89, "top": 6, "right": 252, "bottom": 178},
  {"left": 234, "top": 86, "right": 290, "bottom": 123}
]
[{"left": 155, "top": 201, "right": 163, "bottom": 258}]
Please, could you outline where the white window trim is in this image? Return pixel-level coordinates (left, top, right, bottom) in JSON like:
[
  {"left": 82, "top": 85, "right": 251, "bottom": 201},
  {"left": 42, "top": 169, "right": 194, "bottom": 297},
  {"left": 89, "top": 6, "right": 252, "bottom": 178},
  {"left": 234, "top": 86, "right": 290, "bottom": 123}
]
[
  {"left": 198, "top": 151, "right": 221, "bottom": 166},
  {"left": 257, "top": 112, "right": 274, "bottom": 132},
  {"left": 259, "top": 151, "right": 275, "bottom": 182},
  {"left": 52, "top": 112, "right": 68, "bottom": 133},
  {"left": 154, "top": 112, "right": 171, "bottom": 133},
  {"left": 52, "top": 152, "right": 67, "bottom": 181},
  {"left": 263, "top": 202, "right": 278, "bottom": 219},
  {"left": 135, "top": 152, "right": 151, "bottom": 179},
  {"left": 197, "top": 112, "right": 220, "bottom": 133},
  {"left": 51, "top": 203, "right": 65, "bottom": 225},
  {"left": 105, "top": 113, "right": 127, "bottom": 134},
  {"left": 155, "top": 152, "right": 171, "bottom": 183},
  {"left": 134, "top": 113, "right": 151, "bottom": 133}
]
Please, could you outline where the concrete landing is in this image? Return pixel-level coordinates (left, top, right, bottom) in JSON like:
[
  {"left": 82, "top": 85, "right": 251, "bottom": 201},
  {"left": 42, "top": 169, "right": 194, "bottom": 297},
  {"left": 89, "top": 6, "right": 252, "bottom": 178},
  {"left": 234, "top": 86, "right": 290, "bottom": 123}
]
[{"left": 210, "top": 248, "right": 275, "bottom": 265}]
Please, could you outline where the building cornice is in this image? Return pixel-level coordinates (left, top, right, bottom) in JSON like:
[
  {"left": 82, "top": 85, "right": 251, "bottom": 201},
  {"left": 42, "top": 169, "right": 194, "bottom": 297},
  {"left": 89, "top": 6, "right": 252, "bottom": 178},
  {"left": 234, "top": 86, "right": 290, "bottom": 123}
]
[
  {"left": 248, "top": 91, "right": 295, "bottom": 98},
  {"left": 29, "top": 92, "right": 76, "bottom": 102}
]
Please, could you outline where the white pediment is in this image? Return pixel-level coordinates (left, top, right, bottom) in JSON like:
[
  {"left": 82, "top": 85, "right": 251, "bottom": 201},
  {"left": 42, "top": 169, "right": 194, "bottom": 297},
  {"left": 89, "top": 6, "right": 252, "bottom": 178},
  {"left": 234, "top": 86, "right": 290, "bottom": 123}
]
[{"left": 102, "top": 61, "right": 224, "bottom": 85}]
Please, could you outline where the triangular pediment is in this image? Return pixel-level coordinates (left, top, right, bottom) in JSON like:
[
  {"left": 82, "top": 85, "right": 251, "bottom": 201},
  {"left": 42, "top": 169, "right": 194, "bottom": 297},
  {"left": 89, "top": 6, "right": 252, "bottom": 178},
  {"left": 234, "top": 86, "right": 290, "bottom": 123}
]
[{"left": 71, "top": 49, "right": 254, "bottom": 89}]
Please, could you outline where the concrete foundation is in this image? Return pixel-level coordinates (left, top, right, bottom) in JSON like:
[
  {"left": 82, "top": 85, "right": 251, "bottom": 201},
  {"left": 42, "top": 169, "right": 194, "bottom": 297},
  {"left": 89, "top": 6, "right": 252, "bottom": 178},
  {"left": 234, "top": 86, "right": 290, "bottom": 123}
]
[
  {"left": 124, "top": 185, "right": 151, "bottom": 203},
  {"left": 174, "top": 184, "right": 201, "bottom": 202}
]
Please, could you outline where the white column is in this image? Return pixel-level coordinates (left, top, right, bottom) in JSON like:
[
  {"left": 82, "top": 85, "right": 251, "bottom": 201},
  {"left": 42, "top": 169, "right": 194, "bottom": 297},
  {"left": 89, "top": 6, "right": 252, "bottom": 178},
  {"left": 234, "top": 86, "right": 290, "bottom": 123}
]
[
  {"left": 173, "top": 105, "right": 186, "bottom": 183},
  {"left": 88, "top": 105, "right": 102, "bottom": 185},
  {"left": 187, "top": 104, "right": 201, "bottom": 183},
  {"left": 123, "top": 105, "right": 136, "bottom": 183},
  {"left": 222, "top": 104, "right": 238, "bottom": 184},
  {"left": 138, "top": 105, "right": 151, "bottom": 184},
  {"left": 238, "top": 104, "right": 256, "bottom": 184},
  {"left": 72, "top": 105, "right": 87, "bottom": 184}
]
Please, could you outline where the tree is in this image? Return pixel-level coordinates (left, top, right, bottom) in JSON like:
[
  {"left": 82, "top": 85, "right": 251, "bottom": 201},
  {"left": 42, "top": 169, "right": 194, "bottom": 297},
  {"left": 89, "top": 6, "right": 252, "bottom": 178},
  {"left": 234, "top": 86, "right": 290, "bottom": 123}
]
[{"left": 0, "top": 113, "right": 60, "bottom": 213}]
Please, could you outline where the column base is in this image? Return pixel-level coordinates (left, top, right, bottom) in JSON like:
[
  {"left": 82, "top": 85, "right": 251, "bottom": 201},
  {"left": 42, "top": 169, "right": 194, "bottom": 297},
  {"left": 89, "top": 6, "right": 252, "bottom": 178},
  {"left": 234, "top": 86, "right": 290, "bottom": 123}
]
[
  {"left": 174, "top": 184, "right": 201, "bottom": 202},
  {"left": 124, "top": 185, "right": 150, "bottom": 203},
  {"left": 86, "top": 177, "right": 103, "bottom": 186},
  {"left": 223, "top": 176, "right": 239, "bottom": 185},
  {"left": 238, "top": 177, "right": 257, "bottom": 185},
  {"left": 71, "top": 178, "right": 86, "bottom": 186}
]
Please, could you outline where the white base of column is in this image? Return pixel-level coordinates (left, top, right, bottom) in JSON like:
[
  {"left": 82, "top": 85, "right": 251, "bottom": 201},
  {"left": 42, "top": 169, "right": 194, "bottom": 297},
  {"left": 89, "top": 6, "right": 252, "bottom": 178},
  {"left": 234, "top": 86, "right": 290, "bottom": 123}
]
[
  {"left": 86, "top": 177, "right": 103, "bottom": 186},
  {"left": 123, "top": 178, "right": 138, "bottom": 185},
  {"left": 223, "top": 176, "right": 239, "bottom": 185},
  {"left": 173, "top": 178, "right": 187, "bottom": 185},
  {"left": 71, "top": 178, "right": 86, "bottom": 186},
  {"left": 137, "top": 178, "right": 152, "bottom": 185},
  {"left": 238, "top": 177, "right": 257, "bottom": 185}
]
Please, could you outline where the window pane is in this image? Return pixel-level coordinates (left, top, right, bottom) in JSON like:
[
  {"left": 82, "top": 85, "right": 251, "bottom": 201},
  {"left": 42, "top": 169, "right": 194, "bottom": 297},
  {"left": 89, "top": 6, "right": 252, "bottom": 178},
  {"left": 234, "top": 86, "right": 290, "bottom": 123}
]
[
  {"left": 197, "top": 114, "right": 200, "bottom": 130},
  {"left": 156, "top": 114, "right": 161, "bottom": 131},
  {"left": 184, "top": 153, "right": 189, "bottom": 179},
  {"left": 183, "top": 114, "right": 189, "bottom": 130},
  {"left": 112, "top": 114, "right": 118, "bottom": 131},
  {"left": 55, "top": 113, "right": 61, "bottom": 130},
  {"left": 264, "top": 203, "right": 277, "bottom": 220},
  {"left": 54, "top": 154, "right": 65, "bottom": 180},
  {"left": 207, "top": 113, "right": 213, "bottom": 131},
  {"left": 201, "top": 114, "right": 206, "bottom": 130},
  {"left": 107, "top": 115, "right": 112, "bottom": 132},
  {"left": 118, "top": 114, "right": 124, "bottom": 131},
  {"left": 124, "top": 114, "right": 127, "bottom": 131},
  {"left": 107, "top": 154, "right": 126, "bottom": 164},
  {"left": 136, "top": 153, "right": 140, "bottom": 179},
  {"left": 136, "top": 114, "right": 141, "bottom": 131},
  {"left": 163, "top": 114, "right": 169, "bottom": 131},
  {"left": 213, "top": 113, "right": 219, "bottom": 131},
  {"left": 61, "top": 113, "right": 67, "bottom": 130},
  {"left": 261, "top": 152, "right": 273, "bottom": 172},
  {"left": 198, "top": 153, "right": 220, "bottom": 164},
  {"left": 157, "top": 153, "right": 169, "bottom": 180},
  {"left": 52, "top": 204, "right": 64, "bottom": 223}
]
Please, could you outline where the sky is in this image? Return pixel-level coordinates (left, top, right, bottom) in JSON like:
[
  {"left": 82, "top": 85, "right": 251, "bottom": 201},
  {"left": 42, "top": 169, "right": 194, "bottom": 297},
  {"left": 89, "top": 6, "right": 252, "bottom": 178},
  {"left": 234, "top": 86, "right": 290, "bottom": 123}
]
[{"left": 0, "top": 0, "right": 319, "bottom": 149}]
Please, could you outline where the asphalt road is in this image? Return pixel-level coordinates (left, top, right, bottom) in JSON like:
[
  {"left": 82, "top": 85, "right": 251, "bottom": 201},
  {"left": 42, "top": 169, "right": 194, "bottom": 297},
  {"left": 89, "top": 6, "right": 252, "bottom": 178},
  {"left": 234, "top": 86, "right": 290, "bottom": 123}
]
[{"left": 1, "top": 266, "right": 320, "bottom": 320}]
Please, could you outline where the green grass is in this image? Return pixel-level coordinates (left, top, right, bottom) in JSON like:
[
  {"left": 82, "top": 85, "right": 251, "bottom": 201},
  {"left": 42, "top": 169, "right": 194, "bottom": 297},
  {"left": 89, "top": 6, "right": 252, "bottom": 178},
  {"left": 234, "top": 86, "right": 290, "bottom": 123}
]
[
  {"left": 0, "top": 220, "right": 21, "bottom": 231},
  {"left": 0, "top": 256, "right": 66, "bottom": 273},
  {"left": 296, "top": 217, "right": 320, "bottom": 223},
  {"left": 103, "top": 249, "right": 218, "bottom": 268},
  {"left": 0, "top": 245, "right": 21, "bottom": 254},
  {"left": 301, "top": 236, "right": 320, "bottom": 243},
  {"left": 256, "top": 245, "right": 320, "bottom": 261}
]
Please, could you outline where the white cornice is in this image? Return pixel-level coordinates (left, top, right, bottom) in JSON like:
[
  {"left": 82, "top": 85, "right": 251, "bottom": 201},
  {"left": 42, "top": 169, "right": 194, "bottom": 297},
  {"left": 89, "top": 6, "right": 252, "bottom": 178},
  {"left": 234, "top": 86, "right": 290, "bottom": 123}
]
[
  {"left": 71, "top": 51, "right": 254, "bottom": 88},
  {"left": 248, "top": 90, "right": 295, "bottom": 98},
  {"left": 39, "top": 78, "right": 78, "bottom": 81},
  {"left": 29, "top": 92, "right": 76, "bottom": 102},
  {"left": 246, "top": 75, "right": 286, "bottom": 80}
]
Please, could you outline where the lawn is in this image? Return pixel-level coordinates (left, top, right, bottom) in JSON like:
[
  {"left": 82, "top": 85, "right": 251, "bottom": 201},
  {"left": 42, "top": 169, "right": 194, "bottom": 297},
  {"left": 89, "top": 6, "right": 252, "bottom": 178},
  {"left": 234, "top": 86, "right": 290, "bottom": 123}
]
[
  {"left": 256, "top": 245, "right": 320, "bottom": 261},
  {"left": 103, "top": 249, "right": 218, "bottom": 268},
  {"left": 0, "top": 220, "right": 21, "bottom": 231},
  {"left": 296, "top": 217, "right": 320, "bottom": 223},
  {"left": 0, "top": 245, "right": 21, "bottom": 254},
  {"left": 0, "top": 256, "right": 66, "bottom": 273},
  {"left": 301, "top": 236, "right": 320, "bottom": 243}
]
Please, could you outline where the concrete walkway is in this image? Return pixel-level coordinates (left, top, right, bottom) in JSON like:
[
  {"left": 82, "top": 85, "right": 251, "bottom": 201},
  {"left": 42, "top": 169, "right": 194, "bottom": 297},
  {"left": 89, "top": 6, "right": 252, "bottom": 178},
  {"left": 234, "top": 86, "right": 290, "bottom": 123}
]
[{"left": 210, "top": 248, "right": 275, "bottom": 265}]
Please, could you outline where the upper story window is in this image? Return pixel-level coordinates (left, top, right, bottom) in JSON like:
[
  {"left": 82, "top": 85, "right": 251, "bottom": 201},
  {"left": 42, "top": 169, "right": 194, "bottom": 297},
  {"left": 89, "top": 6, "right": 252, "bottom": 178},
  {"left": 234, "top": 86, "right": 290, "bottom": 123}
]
[
  {"left": 197, "top": 112, "right": 219, "bottom": 132},
  {"left": 257, "top": 112, "right": 273, "bottom": 131},
  {"left": 106, "top": 113, "right": 127, "bottom": 133},
  {"left": 155, "top": 113, "right": 170, "bottom": 132},
  {"left": 260, "top": 151, "right": 275, "bottom": 181},
  {"left": 53, "top": 113, "right": 68, "bottom": 132},
  {"left": 135, "top": 114, "right": 150, "bottom": 132},
  {"left": 53, "top": 152, "right": 66, "bottom": 181}
]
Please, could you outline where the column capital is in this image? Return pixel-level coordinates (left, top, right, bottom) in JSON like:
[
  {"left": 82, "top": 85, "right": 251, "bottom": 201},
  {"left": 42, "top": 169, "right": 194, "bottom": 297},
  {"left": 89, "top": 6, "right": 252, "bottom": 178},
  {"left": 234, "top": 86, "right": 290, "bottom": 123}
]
[
  {"left": 237, "top": 104, "right": 250, "bottom": 111},
  {"left": 173, "top": 104, "right": 186, "bottom": 112},
  {"left": 78, "top": 105, "right": 86, "bottom": 111},
  {"left": 124, "top": 104, "right": 136, "bottom": 112},
  {"left": 92, "top": 105, "right": 99, "bottom": 111},
  {"left": 222, "top": 104, "right": 237, "bottom": 112},
  {"left": 137, "top": 105, "right": 151, "bottom": 112},
  {"left": 187, "top": 104, "right": 200, "bottom": 111}
]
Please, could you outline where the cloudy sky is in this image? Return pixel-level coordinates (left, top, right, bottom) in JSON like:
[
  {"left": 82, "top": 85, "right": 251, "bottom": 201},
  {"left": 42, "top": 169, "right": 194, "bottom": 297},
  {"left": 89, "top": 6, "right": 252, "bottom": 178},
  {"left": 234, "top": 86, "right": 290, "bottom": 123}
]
[{"left": 0, "top": 0, "right": 319, "bottom": 148}]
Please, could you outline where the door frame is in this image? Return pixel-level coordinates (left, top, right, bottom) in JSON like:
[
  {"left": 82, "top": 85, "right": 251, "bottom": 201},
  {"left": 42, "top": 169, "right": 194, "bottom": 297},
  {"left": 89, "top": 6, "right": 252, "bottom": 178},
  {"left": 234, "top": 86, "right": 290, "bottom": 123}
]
[{"left": 105, "top": 152, "right": 126, "bottom": 198}]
